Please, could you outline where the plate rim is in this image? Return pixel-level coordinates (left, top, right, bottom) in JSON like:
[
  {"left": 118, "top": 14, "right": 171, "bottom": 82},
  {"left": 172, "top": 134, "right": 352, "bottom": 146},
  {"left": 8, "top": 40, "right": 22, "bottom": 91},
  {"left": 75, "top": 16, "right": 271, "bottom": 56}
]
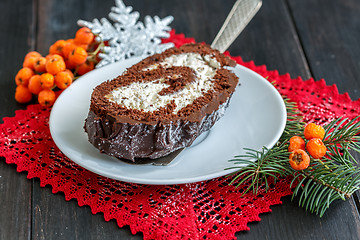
[{"left": 49, "top": 58, "right": 286, "bottom": 185}]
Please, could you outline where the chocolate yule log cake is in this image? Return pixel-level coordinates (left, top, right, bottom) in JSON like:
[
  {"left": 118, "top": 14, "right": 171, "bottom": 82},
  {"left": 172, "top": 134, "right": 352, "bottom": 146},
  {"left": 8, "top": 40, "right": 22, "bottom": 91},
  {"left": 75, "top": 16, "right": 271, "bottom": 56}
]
[{"left": 84, "top": 43, "right": 239, "bottom": 162}]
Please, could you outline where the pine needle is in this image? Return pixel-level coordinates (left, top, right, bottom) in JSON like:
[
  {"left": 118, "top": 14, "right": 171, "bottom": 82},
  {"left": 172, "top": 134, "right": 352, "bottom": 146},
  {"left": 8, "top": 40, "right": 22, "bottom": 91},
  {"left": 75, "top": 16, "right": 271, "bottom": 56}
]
[{"left": 227, "top": 98, "right": 360, "bottom": 217}]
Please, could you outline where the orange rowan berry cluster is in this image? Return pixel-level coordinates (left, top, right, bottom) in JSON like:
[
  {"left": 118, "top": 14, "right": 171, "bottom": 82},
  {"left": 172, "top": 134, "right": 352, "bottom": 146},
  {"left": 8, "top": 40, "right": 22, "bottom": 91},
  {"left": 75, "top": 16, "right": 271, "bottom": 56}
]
[
  {"left": 288, "top": 123, "right": 327, "bottom": 171},
  {"left": 14, "top": 27, "right": 96, "bottom": 107}
]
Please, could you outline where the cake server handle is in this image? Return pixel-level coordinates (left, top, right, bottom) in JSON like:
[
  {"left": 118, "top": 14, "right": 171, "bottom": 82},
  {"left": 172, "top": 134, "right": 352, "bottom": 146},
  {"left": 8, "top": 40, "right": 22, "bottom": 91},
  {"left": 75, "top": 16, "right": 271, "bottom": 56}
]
[{"left": 211, "top": 0, "right": 262, "bottom": 53}]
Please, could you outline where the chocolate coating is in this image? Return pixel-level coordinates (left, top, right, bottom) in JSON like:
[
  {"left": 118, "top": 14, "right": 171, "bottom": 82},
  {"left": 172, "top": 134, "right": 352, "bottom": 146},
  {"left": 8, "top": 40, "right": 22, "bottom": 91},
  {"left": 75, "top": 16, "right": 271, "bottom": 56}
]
[{"left": 84, "top": 99, "right": 230, "bottom": 160}]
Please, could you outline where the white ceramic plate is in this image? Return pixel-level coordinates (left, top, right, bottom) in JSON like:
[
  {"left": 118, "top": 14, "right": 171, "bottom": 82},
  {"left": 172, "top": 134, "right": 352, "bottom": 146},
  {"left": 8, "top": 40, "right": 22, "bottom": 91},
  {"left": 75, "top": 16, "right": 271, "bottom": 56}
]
[{"left": 49, "top": 57, "right": 286, "bottom": 185}]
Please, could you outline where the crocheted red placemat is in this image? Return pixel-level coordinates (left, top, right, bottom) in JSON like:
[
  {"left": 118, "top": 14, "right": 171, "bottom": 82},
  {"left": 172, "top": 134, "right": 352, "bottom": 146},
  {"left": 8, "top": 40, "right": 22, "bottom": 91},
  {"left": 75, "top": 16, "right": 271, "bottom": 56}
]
[{"left": 1, "top": 30, "right": 360, "bottom": 240}]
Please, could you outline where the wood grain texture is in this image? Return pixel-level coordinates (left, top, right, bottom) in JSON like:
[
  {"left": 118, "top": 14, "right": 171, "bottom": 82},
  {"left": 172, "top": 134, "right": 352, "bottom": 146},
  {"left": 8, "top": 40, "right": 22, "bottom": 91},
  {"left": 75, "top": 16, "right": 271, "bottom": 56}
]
[
  {"left": 287, "top": 0, "right": 360, "bottom": 100},
  {"left": 0, "top": 0, "right": 35, "bottom": 239},
  {"left": 238, "top": 196, "right": 360, "bottom": 240},
  {"left": 0, "top": 0, "right": 36, "bottom": 239},
  {"left": 36, "top": 0, "right": 110, "bottom": 54},
  {"left": 1, "top": 0, "right": 360, "bottom": 239},
  {"left": 228, "top": 0, "right": 312, "bottom": 79}
]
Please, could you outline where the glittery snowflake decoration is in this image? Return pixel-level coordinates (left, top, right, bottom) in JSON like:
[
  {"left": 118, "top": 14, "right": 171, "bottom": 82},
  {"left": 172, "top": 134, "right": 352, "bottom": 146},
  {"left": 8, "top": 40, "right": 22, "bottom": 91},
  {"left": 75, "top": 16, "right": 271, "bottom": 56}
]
[{"left": 77, "top": 0, "right": 174, "bottom": 68}]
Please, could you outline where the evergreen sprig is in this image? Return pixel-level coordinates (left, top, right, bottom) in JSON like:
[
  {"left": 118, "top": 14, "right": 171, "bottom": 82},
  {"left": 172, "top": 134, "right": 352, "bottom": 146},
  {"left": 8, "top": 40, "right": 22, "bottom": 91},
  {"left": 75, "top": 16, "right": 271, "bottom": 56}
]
[
  {"left": 290, "top": 159, "right": 360, "bottom": 217},
  {"left": 226, "top": 143, "right": 291, "bottom": 195},
  {"left": 279, "top": 99, "right": 305, "bottom": 141},
  {"left": 228, "top": 100, "right": 360, "bottom": 217},
  {"left": 226, "top": 99, "right": 302, "bottom": 194}
]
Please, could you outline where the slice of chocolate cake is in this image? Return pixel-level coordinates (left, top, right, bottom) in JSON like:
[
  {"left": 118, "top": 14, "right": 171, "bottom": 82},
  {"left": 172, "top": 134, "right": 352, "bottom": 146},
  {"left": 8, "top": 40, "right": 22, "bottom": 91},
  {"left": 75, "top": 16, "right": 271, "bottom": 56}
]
[{"left": 84, "top": 43, "right": 239, "bottom": 162}]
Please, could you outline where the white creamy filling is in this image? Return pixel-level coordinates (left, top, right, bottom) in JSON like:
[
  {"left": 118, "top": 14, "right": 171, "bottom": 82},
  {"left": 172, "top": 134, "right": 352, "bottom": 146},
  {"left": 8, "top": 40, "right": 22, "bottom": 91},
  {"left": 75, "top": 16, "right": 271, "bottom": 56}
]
[{"left": 106, "top": 53, "right": 220, "bottom": 113}]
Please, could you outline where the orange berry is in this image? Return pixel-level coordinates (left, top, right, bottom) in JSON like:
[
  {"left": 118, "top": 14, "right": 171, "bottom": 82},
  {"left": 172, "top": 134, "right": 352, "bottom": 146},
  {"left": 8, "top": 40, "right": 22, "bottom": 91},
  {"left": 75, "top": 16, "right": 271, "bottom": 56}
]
[
  {"left": 74, "top": 27, "right": 94, "bottom": 45},
  {"left": 15, "top": 85, "right": 32, "bottom": 104},
  {"left": 77, "top": 60, "right": 95, "bottom": 75},
  {"left": 23, "top": 56, "right": 38, "bottom": 69},
  {"left": 64, "top": 69, "right": 74, "bottom": 78},
  {"left": 306, "top": 138, "right": 327, "bottom": 159},
  {"left": 28, "top": 75, "right": 43, "bottom": 94},
  {"left": 304, "top": 123, "right": 325, "bottom": 140},
  {"left": 55, "top": 71, "right": 73, "bottom": 89},
  {"left": 45, "top": 54, "right": 66, "bottom": 75},
  {"left": 49, "top": 40, "right": 67, "bottom": 57},
  {"left": 34, "top": 57, "right": 47, "bottom": 73},
  {"left": 62, "top": 41, "right": 76, "bottom": 59},
  {"left": 45, "top": 54, "right": 54, "bottom": 61},
  {"left": 68, "top": 47, "right": 88, "bottom": 65},
  {"left": 75, "top": 43, "right": 89, "bottom": 51},
  {"left": 38, "top": 89, "right": 56, "bottom": 107},
  {"left": 288, "top": 136, "right": 305, "bottom": 152},
  {"left": 289, "top": 149, "right": 310, "bottom": 171},
  {"left": 15, "top": 67, "right": 34, "bottom": 86},
  {"left": 65, "top": 58, "right": 77, "bottom": 70},
  {"left": 24, "top": 51, "right": 41, "bottom": 60},
  {"left": 40, "top": 73, "right": 55, "bottom": 89}
]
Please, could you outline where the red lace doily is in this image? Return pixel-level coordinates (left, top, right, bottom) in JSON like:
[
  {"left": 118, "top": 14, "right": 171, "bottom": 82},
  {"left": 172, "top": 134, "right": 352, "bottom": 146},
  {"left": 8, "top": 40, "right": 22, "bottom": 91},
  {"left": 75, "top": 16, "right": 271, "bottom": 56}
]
[{"left": 1, "top": 30, "right": 360, "bottom": 240}]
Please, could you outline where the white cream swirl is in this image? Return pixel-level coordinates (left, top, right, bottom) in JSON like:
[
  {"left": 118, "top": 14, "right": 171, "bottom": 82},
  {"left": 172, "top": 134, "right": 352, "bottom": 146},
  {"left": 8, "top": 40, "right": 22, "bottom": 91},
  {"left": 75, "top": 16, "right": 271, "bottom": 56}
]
[{"left": 106, "top": 53, "right": 220, "bottom": 113}]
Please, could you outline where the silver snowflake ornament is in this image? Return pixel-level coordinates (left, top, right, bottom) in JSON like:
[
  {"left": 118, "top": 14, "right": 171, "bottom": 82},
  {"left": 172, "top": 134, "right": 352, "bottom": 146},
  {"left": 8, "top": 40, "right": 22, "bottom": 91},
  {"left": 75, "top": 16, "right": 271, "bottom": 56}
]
[{"left": 77, "top": 0, "right": 174, "bottom": 68}]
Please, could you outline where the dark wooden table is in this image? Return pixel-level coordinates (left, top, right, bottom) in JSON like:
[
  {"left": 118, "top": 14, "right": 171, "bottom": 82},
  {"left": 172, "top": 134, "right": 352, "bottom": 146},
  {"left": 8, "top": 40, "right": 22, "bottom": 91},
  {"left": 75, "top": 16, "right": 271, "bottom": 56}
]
[{"left": 1, "top": 0, "right": 360, "bottom": 239}]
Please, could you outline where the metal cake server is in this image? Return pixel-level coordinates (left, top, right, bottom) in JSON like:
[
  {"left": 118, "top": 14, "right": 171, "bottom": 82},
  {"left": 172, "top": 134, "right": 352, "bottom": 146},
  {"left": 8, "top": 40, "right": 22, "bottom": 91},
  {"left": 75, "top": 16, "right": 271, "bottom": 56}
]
[
  {"left": 211, "top": 0, "right": 262, "bottom": 53},
  {"left": 129, "top": 0, "right": 262, "bottom": 166}
]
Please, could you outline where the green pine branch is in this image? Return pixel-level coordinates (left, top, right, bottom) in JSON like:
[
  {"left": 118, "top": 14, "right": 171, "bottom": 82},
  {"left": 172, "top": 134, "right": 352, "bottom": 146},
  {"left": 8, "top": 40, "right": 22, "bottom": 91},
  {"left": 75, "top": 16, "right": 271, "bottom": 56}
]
[
  {"left": 227, "top": 100, "right": 360, "bottom": 217},
  {"left": 226, "top": 143, "right": 291, "bottom": 195}
]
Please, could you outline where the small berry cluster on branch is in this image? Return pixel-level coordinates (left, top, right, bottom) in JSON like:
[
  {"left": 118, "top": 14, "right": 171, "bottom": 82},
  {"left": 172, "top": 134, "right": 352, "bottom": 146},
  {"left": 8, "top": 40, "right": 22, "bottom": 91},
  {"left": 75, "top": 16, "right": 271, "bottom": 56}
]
[
  {"left": 288, "top": 123, "right": 327, "bottom": 170},
  {"left": 14, "top": 27, "right": 100, "bottom": 107},
  {"left": 228, "top": 100, "right": 360, "bottom": 217}
]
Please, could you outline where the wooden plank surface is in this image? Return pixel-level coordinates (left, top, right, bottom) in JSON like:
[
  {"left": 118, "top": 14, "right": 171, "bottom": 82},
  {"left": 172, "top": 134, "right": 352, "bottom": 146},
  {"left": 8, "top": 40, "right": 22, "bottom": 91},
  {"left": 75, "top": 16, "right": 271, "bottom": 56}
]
[
  {"left": 0, "top": 0, "right": 34, "bottom": 239},
  {"left": 287, "top": 0, "right": 360, "bottom": 100},
  {"left": 1, "top": 0, "right": 360, "bottom": 239}
]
